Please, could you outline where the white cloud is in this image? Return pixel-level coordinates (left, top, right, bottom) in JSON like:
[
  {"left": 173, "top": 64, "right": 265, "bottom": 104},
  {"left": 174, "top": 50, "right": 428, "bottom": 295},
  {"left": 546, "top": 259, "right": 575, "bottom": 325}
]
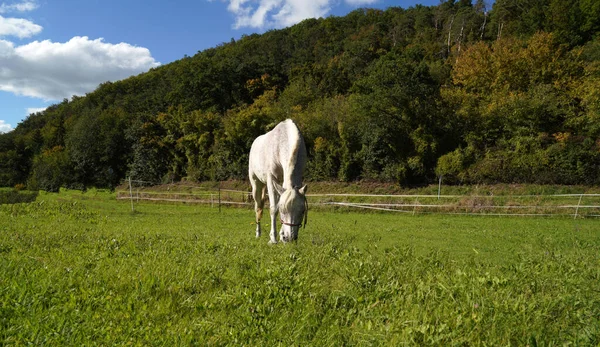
[
  {"left": 26, "top": 106, "right": 46, "bottom": 115},
  {"left": 0, "top": 119, "right": 12, "bottom": 133},
  {"left": 0, "top": 1, "right": 39, "bottom": 13},
  {"left": 345, "top": 0, "right": 378, "bottom": 5},
  {"left": 0, "top": 36, "right": 160, "bottom": 100},
  {"left": 0, "top": 15, "right": 42, "bottom": 38},
  {"left": 225, "top": 0, "right": 330, "bottom": 29},
  {"left": 272, "top": 0, "right": 331, "bottom": 28},
  {"left": 223, "top": 0, "right": 380, "bottom": 29}
]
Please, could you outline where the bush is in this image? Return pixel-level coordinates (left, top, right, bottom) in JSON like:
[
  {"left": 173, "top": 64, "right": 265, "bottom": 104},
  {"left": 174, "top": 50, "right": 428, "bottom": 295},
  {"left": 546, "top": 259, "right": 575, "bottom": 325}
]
[
  {"left": 436, "top": 148, "right": 471, "bottom": 184},
  {"left": 28, "top": 146, "right": 71, "bottom": 192},
  {"left": 0, "top": 189, "right": 38, "bottom": 204},
  {"left": 448, "top": 135, "right": 600, "bottom": 185}
]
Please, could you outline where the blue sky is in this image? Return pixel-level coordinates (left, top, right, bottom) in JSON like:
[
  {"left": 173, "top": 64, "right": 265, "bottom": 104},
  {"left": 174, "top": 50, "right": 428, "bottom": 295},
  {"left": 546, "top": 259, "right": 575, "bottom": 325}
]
[{"left": 0, "top": 0, "right": 454, "bottom": 133}]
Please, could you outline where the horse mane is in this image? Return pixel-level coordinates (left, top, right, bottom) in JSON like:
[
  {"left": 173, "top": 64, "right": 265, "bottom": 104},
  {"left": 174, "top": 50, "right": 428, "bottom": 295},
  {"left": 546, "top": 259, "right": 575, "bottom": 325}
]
[
  {"left": 283, "top": 120, "right": 303, "bottom": 189},
  {"left": 279, "top": 188, "right": 301, "bottom": 214}
]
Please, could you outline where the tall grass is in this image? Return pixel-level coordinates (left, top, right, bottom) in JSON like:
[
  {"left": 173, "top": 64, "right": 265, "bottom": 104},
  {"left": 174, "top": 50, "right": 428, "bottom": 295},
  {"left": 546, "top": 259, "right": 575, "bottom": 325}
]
[{"left": 1, "top": 190, "right": 599, "bottom": 345}]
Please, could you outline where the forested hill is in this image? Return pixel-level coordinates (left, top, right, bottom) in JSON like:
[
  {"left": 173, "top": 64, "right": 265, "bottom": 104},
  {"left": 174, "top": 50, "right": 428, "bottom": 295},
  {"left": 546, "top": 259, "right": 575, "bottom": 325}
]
[{"left": 1, "top": 0, "right": 600, "bottom": 191}]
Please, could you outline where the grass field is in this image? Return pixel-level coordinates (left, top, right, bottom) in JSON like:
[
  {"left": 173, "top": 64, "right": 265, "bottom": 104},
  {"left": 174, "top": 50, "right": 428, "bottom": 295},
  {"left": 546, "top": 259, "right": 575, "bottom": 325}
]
[{"left": 1, "top": 189, "right": 599, "bottom": 345}]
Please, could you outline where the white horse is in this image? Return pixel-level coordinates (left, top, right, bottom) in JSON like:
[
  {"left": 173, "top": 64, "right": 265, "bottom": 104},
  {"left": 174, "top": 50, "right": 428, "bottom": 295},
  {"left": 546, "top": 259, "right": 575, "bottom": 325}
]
[{"left": 249, "top": 119, "right": 308, "bottom": 243}]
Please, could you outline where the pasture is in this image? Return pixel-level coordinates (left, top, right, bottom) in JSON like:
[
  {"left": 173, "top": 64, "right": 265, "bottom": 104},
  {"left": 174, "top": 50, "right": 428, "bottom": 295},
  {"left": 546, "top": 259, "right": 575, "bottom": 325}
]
[{"left": 1, "top": 189, "right": 599, "bottom": 345}]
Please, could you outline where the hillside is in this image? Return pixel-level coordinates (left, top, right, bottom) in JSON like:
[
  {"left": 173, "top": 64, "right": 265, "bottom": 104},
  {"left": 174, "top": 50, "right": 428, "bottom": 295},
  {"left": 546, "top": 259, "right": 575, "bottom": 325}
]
[{"left": 1, "top": 0, "right": 599, "bottom": 191}]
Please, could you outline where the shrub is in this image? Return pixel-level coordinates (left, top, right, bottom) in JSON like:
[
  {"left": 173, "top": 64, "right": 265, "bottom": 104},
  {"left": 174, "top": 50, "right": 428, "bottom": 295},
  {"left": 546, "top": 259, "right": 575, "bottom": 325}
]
[
  {"left": 436, "top": 148, "right": 468, "bottom": 184},
  {"left": 27, "top": 146, "right": 71, "bottom": 192},
  {"left": 0, "top": 189, "right": 38, "bottom": 204}
]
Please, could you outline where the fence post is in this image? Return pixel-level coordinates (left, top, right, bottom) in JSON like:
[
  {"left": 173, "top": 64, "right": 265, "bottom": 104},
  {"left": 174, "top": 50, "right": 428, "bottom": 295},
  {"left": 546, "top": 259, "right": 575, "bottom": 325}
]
[
  {"left": 218, "top": 182, "right": 221, "bottom": 213},
  {"left": 438, "top": 176, "right": 442, "bottom": 200},
  {"left": 413, "top": 197, "right": 418, "bottom": 216},
  {"left": 574, "top": 194, "right": 583, "bottom": 219},
  {"left": 128, "top": 176, "right": 134, "bottom": 213}
]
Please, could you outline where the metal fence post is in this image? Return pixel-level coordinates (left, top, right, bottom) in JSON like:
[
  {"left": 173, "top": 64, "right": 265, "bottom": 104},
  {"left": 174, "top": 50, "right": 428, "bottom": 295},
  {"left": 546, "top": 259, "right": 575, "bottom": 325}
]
[
  {"left": 574, "top": 193, "right": 583, "bottom": 219},
  {"left": 129, "top": 176, "right": 134, "bottom": 213}
]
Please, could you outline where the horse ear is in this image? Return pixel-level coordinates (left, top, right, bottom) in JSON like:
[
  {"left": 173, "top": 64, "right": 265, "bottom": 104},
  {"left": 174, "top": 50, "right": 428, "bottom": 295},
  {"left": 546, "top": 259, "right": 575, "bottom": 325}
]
[{"left": 299, "top": 185, "right": 308, "bottom": 195}]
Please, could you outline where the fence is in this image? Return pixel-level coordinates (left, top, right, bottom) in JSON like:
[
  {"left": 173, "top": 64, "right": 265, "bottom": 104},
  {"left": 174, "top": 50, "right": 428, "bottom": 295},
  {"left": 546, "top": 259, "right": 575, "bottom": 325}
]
[
  {"left": 116, "top": 178, "right": 600, "bottom": 219},
  {"left": 117, "top": 178, "right": 250, "bottom": 212},
  {"left": 309, "top": 193, "right": 600, "bottom": 218}
]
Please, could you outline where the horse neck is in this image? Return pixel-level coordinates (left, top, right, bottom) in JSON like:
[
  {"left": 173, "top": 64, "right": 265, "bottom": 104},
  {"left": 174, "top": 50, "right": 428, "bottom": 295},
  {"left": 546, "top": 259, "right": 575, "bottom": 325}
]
[
  {"left": 282, "top": 147, "right": 304, "bottom": 190},
  {"left": 282, "top": 168, "right": 303, "bottom": 190},
  {"left": 275, "top": 119, "right": 305, "bottom": 190}
]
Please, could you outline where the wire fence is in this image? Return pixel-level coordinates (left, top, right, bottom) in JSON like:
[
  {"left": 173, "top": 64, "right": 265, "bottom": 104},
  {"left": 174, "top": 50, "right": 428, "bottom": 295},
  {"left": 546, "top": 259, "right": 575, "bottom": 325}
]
[{"left": 116, "top": 178, "right": 600, "bottom": 219}]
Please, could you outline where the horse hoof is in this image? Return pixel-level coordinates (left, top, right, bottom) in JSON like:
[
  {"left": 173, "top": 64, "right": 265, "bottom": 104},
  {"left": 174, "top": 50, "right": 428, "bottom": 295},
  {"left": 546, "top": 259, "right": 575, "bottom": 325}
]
[{"left": 268, "top": 240, "right": 278, "bottom": 245}]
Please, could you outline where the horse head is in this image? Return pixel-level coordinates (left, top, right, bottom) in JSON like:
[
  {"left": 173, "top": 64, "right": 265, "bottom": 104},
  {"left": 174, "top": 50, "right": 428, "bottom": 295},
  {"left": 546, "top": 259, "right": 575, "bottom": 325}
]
[{"left": 276, "top": 185, "right": 308, "bottom": 242}]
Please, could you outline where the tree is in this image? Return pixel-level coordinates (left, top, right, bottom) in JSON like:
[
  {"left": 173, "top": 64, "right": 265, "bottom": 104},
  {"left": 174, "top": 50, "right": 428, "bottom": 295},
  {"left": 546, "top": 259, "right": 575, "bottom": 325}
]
[
  {"left": 210, "top": 90, "right": 278, "bottom": 180},
  {"left": 349, "top": 50, "right": 441, "bottom": 183},
  {"left": 28, "top": 146, "right": 71, "bottom": 192},
  {"left": 2, "top": 0, "right": 600, "bottom": 189},
  {"left": 67, "top": 107, "right": 131, "bottom": 188}
]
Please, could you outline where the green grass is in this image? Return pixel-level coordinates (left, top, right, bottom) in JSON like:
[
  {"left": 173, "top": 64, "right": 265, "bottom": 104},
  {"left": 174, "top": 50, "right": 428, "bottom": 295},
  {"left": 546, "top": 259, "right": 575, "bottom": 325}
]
[{"left": 1, "top": 189, "right": 599, "bottom": 345}]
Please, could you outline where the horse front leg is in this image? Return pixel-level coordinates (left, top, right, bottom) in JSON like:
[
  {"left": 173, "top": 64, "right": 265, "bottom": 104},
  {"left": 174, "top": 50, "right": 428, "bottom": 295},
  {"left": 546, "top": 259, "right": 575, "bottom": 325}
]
[
  {"left": 267, "top": 184, "right": 279, "bottom": 244},
  {"left": 250, "top": 179, "right": 266, "bottom": 238},
  {"left": 253, "top": 204, "right": 263, "bottom": 238},
  {"left": 253, "top": 185, "right": 265, "bottom": 238},
  {"left": 268, "top": 201, "right": 279, "bottom": 244},
  {"left": 255, "top": 208, "right": 262, "bottom": 238}
]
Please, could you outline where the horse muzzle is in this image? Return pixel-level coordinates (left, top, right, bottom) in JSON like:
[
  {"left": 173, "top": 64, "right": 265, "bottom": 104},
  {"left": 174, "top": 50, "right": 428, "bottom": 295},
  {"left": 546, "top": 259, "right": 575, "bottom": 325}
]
[{"left": 280, "top": 224, "right": 299, "bottom": 242}]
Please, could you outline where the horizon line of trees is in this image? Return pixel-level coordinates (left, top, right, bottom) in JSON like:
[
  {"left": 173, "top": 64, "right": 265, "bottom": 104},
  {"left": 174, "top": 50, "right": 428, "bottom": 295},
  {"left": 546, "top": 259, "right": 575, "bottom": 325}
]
[{"left": 1, "top": 0, "right": 599, "bottom": 191}]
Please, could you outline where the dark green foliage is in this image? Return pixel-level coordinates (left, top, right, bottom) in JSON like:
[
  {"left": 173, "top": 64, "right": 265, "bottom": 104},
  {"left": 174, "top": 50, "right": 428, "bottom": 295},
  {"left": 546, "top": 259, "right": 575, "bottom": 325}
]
[
  {"left": 0, "top": 132, "right": 32, "bottom": 187},
  {"left": 66, "top": 108, "right": 131, "bottom": 188},
  {"left": 27, "top": 146, "right": 71, "bottom": 192},
  {"left": 348, "top": 50, "right": 440, "bottom": 183},
  {"left": 125, "top": 114, "right": 171, "bottom": 184},
  {"left": 1, "top": 0, "right": 600, "bottom": 189},
  {"left": 0, "top": 189, "right": 38, "bottom": 204}
]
